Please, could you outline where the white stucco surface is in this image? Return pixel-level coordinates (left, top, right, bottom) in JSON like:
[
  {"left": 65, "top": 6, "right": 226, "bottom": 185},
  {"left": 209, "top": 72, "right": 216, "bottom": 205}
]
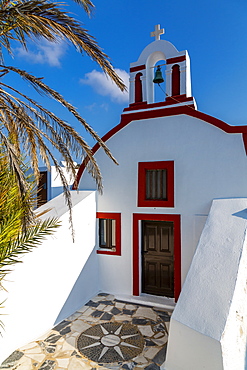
[
  {"left": 79, "top": 114, "right": 247, "bottom": 297},
  {"left": 0, "top": 191, "right": 98, "bottom": 364},
  {"left": 221, "top": 211, "right": 247, "bottom": 369},
  {"left": 131, "top": 40, "right": 180, "bottom": 66},
  {"left": 165, "top": 198, "right": 247, "bottom": 369},
  {"left": 164, "top": 319, "right": 224, "bottom": 370}
]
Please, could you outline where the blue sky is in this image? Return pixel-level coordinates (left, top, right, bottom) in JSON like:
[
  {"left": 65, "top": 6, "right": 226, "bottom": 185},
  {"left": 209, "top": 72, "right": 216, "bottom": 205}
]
[{"left": 6, "top": 0, "right": 247, "bottom": 151}]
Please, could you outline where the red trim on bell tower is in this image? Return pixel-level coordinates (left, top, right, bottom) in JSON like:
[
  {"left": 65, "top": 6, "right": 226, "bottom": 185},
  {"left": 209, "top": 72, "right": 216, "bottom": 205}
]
[
  {"left": 130, "top": 65, "right": 146, "bottom": 73},
  {"left": 166, "top": 55, "right": 186, "bottom": 65}
]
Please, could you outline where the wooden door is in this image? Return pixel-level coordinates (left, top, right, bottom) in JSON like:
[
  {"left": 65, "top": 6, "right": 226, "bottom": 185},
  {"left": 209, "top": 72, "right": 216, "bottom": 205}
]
[
  {"left": 37, "top": 171, "right": 48, "bottom": 207},
  {"left": 142, "top": 220, "right": 174, "bottom": 297}
]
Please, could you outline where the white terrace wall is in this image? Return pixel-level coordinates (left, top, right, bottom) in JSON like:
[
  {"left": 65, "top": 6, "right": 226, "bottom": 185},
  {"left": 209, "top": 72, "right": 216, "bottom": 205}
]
[
  {"left": 165, "top": 198, "right": 247, "bottom": 370},
  {"left": 79, "top": 114, "right": 247, "bottom": 296},
  {"left": 0, "top": 191, "right": 98, "bottom": 364}
]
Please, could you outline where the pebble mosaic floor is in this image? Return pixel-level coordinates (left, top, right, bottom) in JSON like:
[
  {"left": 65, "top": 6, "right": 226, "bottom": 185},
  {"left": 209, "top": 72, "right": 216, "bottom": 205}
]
[{"left": 0, "top": 293, "right": 172, "bottom": 370}]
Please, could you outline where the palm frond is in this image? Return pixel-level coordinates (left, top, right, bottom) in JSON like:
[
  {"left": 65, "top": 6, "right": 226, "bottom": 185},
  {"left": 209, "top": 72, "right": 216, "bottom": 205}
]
[
  {"left": 0, "top": 74, "right": 104, "bottom": 234},
  {"left": 0, "top": 66, "right": 118, "bottom": 164},
  {"left": 1, "top": 66, "right": 119, "bottom": 162},
  {"left": 0, "top": 218, "right": 60, "bottom": 276},
  {"left": 0, "top": 0, "right": 125, "bottom": 91},
  {"left": 0, "top": 131, "right": 28, "bottom": 196},
  {"left": 71, "top": 0, "right": 94, "bottom": 15},
  {"left": 0, "top": 69, "right": 108, "bottom": 191},
  {"left": 0, "top": 0, "right": 123, "bottom": 241}
]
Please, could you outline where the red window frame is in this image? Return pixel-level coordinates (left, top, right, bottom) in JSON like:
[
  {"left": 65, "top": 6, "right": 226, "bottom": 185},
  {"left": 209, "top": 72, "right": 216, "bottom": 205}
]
[
  {"left": 138, "top": 161, "right": 174, "bottom": 207},
  {"left": 96, "top": 212, "right": 121, "bottom": 256}
]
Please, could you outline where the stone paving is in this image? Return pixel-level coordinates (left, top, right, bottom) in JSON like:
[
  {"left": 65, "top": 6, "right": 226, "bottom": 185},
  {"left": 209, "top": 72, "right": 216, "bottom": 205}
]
[{"left": 0, "top": 293, "right": 172, "bottom": 370}]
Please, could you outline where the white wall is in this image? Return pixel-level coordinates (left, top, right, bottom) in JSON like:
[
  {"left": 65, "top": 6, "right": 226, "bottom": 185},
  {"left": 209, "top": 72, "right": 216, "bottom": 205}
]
[
  {"left": 165, "top": 198, "right": 247, "bottom": 370},
  {"left": 221, "top": 215, "right": 247, "bottom": 369},
  {"left": 0, "top": 191, "right": 98, "bottom": 363},
  {"left": 164, "top": 319, "right": 224, "bottom": 370},
  {"left": 79, "top": 114, "right": 247, "bottom": 297}
]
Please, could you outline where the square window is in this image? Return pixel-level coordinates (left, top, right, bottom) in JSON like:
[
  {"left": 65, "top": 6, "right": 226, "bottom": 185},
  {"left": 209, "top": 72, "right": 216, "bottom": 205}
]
[
  {"left": 138, "top": 161, "right": 174, "bottom": 207},
  {"left": 96, "top": 213, "right": 121, "bottom": 255}
]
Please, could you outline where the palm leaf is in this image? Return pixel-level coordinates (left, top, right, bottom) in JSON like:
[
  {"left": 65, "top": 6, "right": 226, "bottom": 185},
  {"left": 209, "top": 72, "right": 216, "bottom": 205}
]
[
  {"left": 0, "top": 0, "right": 124, "bottom": 237},
  {"left": 0, "top": 218, "right": 60, "bottom": 276},
  {"left": 0, "top": 0, "right": 125, "bottom": 91}
]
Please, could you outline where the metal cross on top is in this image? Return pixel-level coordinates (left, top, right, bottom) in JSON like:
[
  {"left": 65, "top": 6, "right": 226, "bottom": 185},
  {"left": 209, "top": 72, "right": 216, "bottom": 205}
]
[{"left": 150, "top": 24, "right": 165, "bottom": 41}]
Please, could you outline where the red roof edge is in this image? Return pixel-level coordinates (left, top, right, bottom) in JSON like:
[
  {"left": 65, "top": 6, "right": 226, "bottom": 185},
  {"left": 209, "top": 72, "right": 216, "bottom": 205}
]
[{"left": 73, "top": 105, "right": 247, "bottom": 189}]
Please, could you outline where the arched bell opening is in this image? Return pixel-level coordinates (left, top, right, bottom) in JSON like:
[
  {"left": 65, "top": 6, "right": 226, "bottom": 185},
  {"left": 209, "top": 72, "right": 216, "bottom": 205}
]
[
  {"left": 172, "top": 64, "right": 180, "bottom": 96},
  {"left": 153, "top": 61, "right": 166, "bottom": 103},
  {"left": 134, "top": 72, "right": 143, "bottom": 103}
]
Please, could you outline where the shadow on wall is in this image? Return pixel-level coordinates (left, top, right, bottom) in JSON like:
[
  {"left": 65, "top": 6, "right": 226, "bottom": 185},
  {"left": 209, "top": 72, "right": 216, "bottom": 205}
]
[
  {"left": 54, "top": 247, "right": 99, "bottom": 325},
  {"left": 51, "top": 186, "right": 66, "bottom": 199},
  {"left": 234, "top": 206, "right": 247, "bottom": 370},
  {"left": 232, "top": 208, "right": 247, "bottom": 220},
  {"left": 245, "top": 344, "right": 247, "bottom": 370}
]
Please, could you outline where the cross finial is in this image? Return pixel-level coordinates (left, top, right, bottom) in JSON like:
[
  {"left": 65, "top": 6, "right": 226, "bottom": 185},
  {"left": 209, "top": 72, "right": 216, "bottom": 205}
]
[{"left": 150, "top": 24, "right": 165, "bottom": 41}]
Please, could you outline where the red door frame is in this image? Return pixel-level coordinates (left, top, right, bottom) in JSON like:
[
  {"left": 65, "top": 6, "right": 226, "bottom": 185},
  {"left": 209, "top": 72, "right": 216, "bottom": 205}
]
[{"left": 133, "top": 213, "right": 181, "bottom": 302}]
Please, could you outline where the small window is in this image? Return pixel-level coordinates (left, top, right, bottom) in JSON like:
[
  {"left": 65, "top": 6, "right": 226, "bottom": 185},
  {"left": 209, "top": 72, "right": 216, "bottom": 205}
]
[
  {"left": 138, "top": 161, "right": 174, "bottom": 207},
  {"left": 37, "top": 171, "right": 48, "bottom": 207},
  {"left": 99, "top": 218, "right": 116, "bottom": 249},
  {"left": 96, "top": 213, "right": 121, "bottom": 255}
]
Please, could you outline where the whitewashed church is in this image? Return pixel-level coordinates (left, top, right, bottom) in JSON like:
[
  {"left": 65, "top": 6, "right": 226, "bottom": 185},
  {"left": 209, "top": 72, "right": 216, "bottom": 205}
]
[{"left": 1, "top": 25, "right": 247, "bottom": 369}]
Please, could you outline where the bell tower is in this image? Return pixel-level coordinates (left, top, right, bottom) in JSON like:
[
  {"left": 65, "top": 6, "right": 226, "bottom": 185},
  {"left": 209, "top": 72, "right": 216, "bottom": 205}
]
[{"left": 125, "top": 25, "right": 196, "bottom": 112}]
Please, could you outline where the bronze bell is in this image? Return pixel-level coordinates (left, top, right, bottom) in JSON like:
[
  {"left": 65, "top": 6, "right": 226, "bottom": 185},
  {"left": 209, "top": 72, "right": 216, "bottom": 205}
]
[{"left": 153, "top": 65, "right": 164, "bottom": 84}]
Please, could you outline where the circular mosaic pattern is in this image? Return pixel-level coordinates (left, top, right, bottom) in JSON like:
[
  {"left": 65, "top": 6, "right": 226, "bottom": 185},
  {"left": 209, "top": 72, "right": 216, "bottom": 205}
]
[{"left": 77, "top": 322, "right": 145, "bottom": 363}]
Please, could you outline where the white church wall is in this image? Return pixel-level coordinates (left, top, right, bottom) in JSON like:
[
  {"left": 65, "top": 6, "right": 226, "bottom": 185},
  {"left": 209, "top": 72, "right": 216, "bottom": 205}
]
[
  {"left": 0, "top": 191, "right": 98, "bottom": 364},
  {"left": 79, "top": 114, "right": 247, "bottom": 297},
  {"left": 97, "top": 212, "right": 133, "bottom": 295},
  {"left": 164, "top": 198, "right": 247, "bottom": 370}
]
